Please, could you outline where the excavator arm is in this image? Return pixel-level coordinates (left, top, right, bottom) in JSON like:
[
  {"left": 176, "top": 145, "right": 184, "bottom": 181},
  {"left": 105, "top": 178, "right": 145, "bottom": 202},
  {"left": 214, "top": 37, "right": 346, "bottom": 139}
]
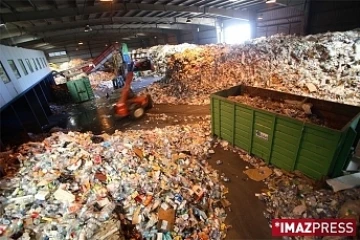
[{"left": 114, "top": 59, "right": 153, "bottom": 118}]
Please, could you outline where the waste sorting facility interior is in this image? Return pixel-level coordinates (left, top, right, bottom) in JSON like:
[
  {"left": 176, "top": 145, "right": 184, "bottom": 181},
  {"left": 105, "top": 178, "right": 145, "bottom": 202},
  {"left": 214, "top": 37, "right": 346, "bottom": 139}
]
[{"left": 0, "top": 0, "right": 360, "bottom": 239}]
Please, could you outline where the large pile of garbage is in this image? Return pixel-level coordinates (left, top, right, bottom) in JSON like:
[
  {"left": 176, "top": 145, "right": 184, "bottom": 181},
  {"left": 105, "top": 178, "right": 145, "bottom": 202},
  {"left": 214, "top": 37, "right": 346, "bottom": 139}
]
[
  {"left": 147, "top": 44, "right": 197, "bottom": 77},
  {"left": 59, "top": 59, "right": 89, "bottom": 71},
  {"left": 0, "top": 121, "right": 232, "bottom": 239},
  {"left": 260, "top": 171, "right": 360, "bottom": 226},
  {"left": 143, "top": 30, "right": 360, "bottom": 106},
  {"left": 88, "top": 71, "right": 115, "bottom": 89},
  {"left": 228, "top": 95, "right": 330, "bottom": 128}
]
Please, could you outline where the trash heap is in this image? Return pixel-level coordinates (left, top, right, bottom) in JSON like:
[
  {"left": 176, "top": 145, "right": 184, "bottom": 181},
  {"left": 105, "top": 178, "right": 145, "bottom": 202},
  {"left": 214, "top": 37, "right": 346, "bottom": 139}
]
[
  {"left": 227, "top": 95, "right": 330, "bottom": 128},
  {"left": 59, "top": 59, "right": 89, "bottom": 71},
  {"left": 147, "top": 44, "right": 197, "bottom": 77},
  {"left": 260, "top": 171, "right": 360, "bottom": 238},
  {"left": 0, "top": 121, "right": 232, "bottom": 239},
  {"left": 88, "top": 71, "right": 115, "bottom": 90},
  {"left": 88, "top": 71, "right": 115, "bottom": 86},
  {"left": 143, "top": 30, "right": 360, "bottom": 106}
]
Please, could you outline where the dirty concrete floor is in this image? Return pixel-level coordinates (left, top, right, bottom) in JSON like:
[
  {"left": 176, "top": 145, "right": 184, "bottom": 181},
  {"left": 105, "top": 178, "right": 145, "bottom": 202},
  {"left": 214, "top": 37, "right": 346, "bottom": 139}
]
[
  {"left": 50, "top": 78, "right": 274, "bottom": 239},
  {"left": 208, "top": 146, "right": 273, "bottom": 239}
]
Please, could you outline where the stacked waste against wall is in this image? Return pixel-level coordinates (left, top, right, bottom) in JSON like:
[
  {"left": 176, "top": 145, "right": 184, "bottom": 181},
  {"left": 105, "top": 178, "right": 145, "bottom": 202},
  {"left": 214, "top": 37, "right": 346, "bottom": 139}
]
[{"left": 142, "top": 30, "right": 360, "bottom": 106}]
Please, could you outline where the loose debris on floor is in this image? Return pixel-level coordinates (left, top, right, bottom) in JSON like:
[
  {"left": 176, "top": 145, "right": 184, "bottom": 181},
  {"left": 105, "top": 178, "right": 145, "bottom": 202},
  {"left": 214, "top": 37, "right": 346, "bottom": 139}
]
[
  {"left": 228, "top": 94, "right": 329, "bottom": 128},
  {"left": 140, "top": 30, "right": 360, "bottom": 106},
  {"left": 0, "top": 120, "right": 234, "bottom": 239},
  {"left": 214, "top": 141, "right": 360, "bottom": 238}
]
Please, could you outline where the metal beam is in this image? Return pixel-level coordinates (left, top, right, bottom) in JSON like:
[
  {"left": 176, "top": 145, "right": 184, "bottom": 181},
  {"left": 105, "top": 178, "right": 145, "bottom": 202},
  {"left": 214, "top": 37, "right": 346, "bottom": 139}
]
[
  {"left": 24, "top": 36, "right": 153, "bottom": 50},
  {"left": 213, "top": 0, "right": 263, "bottom": 9},
  {"left": 0, "top": 1, "right": 17, "bottom": 13},
  {"left": 6, "top": 28, "right": 179, "bottom": 45},
  {"left": 0, "top": 19, "right": 206, "bottom": 40},
  {"left": 1, "top": 23, "right": 192, "bottom": 42},
  {"left": 27, "top": 0, "right": 38, "bottom": 10},
  {"left": 0, "top": 17, "right": 215, "bottom": 39},
  {"left": 1, "top": 3, "right": 251, "bottom": 23}
]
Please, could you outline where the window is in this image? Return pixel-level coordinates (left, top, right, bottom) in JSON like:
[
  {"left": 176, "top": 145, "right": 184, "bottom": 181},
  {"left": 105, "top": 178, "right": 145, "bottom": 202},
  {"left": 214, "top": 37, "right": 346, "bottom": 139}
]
[
  {"left": 0, "top": 61, "right": 11, "bottom": 83},
  {"left": 224, "top": 23, "right": 251, "bottom": 44},
  {"left": 7, "top": 60, "right": 21, "bottom": 79},
  {"left": 18, "top": 59, "right": 28, "bottom": 75},
  {"left": 36, "top": 58, "right": 42, "bottom": 69},
  {"left": 49, "top": 51, "right": 67, "bottom": 57},
  {"left": 32, "top": 58, "right": 38, "bottom": 71},
  {"left": 25, "top": 59, "right": 34, "bottom": 72},
  {"left": 43, "top": 58, "right": 47, "bottom": 67}
]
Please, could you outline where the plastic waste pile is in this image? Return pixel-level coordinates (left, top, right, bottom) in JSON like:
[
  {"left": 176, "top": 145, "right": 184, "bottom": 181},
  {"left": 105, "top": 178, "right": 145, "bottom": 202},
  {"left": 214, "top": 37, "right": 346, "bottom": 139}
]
[
  {"left": 227, "top": 95, "right": 331, "bottom": 128},
  {"left": 259, "top": 171, "right": 360, "bottom": 225},
  {"left": 142, "top": 29, "right": 360, "bottom": 106},
  {"left": 146, "top": 44, "right": 198, "bottom": 77},
  {"left": 88, "top": 71, "right": 115, "bottom": 89},
  {"left": 59, "top": 59, "right": 89, "bottom": 71},
  {"left": 0, "top": 121, "right": 232, "bottom": 239}
]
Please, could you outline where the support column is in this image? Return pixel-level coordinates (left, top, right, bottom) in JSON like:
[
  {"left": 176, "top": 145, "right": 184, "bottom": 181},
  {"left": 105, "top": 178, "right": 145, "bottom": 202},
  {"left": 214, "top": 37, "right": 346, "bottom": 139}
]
[
  {"left": 87, "top": 41, "right": 93, "bottom": 58},
  {"left": 216, "top": 19, "right": 224, "bottom": 43},
  {"left": 249, "top": 12, "right": 257, "bottom": 39},
  {"left": 175, "top": 32, "right": 182, "bottom": 44},
  {"left": 303, "top": 0, "right": 311, "bottom": 35},
  {"left": 192, "top": 27, "right": 199, "bottom": 44}
]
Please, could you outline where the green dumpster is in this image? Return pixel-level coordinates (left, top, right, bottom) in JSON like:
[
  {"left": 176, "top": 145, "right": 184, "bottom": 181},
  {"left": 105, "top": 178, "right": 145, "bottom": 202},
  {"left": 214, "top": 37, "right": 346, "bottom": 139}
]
[
  {"left": 211, "top": 85, "right": 360, "bottom": 180},
  {"left": 66, "top": 77, "right": 95, "bottom": 103}
]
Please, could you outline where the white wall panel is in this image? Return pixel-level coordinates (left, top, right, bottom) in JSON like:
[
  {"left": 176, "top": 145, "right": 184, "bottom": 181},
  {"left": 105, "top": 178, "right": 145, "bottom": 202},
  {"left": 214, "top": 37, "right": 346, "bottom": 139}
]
[{"left": 0, "top": 44, "right": 50, "bottom": 108}]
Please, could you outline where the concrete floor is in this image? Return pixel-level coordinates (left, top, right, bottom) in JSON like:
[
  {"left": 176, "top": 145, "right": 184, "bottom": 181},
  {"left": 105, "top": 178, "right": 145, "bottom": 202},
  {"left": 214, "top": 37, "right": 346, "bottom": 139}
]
[{"left": 59, "top": 81, "right": 273, "bottom": 238}]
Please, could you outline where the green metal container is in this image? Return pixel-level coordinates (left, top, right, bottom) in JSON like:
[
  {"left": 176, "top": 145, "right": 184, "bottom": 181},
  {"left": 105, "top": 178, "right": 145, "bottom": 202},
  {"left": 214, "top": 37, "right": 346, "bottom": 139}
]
[
  {"left": 66, "top": 77, "right": 95, "bottom": 103},
  {"left": 211, "top": 85, "right": 360, "bottom": 180}
]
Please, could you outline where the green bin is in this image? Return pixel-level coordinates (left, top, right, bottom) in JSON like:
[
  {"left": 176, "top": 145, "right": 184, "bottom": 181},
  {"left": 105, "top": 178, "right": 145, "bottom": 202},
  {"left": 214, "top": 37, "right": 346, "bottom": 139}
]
[
  {"left": 211, "top": 85, "right": 360, "bottom": 180},
  {"left": 66, "top": 77, "right": 95, "bottom": 103}
]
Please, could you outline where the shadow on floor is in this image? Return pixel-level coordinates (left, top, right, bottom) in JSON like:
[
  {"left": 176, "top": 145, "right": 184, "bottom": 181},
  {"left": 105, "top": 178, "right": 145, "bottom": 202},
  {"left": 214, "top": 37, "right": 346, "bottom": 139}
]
[{"left": 209, "top": 146, "right": 273, "bottom": 239}]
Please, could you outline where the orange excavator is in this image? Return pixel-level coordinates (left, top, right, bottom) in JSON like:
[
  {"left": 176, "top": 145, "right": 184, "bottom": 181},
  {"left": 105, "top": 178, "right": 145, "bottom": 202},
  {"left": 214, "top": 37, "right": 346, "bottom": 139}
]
[{"left": 114, "top": 59, "right": 154, "bottom": 119}]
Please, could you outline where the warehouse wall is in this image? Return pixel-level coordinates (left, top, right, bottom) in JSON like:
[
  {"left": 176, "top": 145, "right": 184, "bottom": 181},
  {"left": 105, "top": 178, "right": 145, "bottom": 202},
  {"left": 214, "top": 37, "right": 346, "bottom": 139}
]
[
  {"left": 0, "top": 44, "right": 50, "bottom": 108},
  {"left": 308, "top": 0, "right": 360, "bottom": 34},
  {"left": 47, "top": 34, "right": 178, "bottom": 65},
  {"left": 255, "top": 0, "right": 308, "bottom": 38},
  {"left": 181, "top": 32, "right": 195, "bottom": 44},
  {"left": 198, "top": 26, "right": 217, "bottom": 45}
]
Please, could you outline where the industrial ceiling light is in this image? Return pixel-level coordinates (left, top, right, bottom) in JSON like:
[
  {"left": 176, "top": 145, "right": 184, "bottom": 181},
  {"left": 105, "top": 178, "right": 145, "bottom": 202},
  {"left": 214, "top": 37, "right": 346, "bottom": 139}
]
[
  {"left": 266, "top": 0, "right": 276, "bottom": 3},
  {"left": 105, "top": 44, "right": 108, "bottom": 46},
  {"left": 84, "top": 24, "right": 92, "bottom": 32},
  {"left": 100, "top": 0, "right": 113, "bottom": 2},
  {"left": 257, "top": 14, "right": 263, "bottom": 20},
  {"left": 115, "top": 41, "right": 119, "bottom": 43},
  {"left": 197, "top": 27, "right": 200, "bottom": 32},
  {"left": 186, "top": 18, "right": 192, "bottom": 23},
  {"left": 154, "top": 36, "right": 157, "bottom": 39},
  {"left": 78, "top": 41, "right": 83, "bottom": 45}
]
